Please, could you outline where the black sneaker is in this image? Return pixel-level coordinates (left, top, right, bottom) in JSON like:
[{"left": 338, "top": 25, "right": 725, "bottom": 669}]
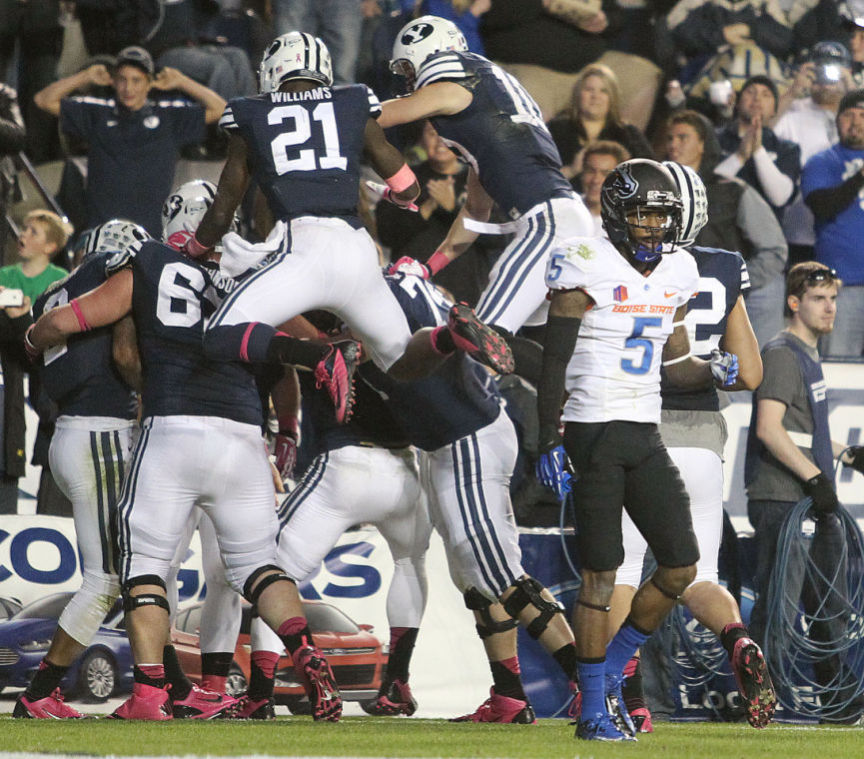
[
  {"left": 314, "top": 339, "right": 361, "bottom": 424},
  {"left": 447, "top": 303, "right": 514, "bottom": 375}
]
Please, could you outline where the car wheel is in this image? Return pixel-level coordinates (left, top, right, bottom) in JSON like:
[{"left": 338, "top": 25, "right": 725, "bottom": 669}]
[
  {"left": 284, "top": 696, "right": 311, "bottom": 716},
  {"left": 226, "top": 663, "right": 248, "bottom": 698},
  {"left": 78, "top": 650, "right": 117, "bottom": 702}
]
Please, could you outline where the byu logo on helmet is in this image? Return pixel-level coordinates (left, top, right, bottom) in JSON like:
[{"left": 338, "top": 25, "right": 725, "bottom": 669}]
[{"left": 401, "top": 22, "right": 435, "bottom": 45}]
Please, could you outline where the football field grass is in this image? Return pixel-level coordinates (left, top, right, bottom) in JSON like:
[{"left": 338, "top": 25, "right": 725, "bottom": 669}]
[{"left": 2, "top": 718, "right": 864, "bottom": 759}]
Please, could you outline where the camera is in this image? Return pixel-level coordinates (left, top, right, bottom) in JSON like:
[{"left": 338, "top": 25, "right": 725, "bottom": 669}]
[
  {"left": 815, "top": 63, "right": 842, "bottom": 85},
  {"left": 0, "top": 288, "right": 24, "bottom": 308}
]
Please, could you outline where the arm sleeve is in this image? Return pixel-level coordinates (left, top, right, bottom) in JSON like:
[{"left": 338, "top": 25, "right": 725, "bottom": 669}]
[
  {"left": 736, "top": 185, "right": 788, "bottom": 290},
  {"left": 803, "top": 158, "right": 864, "bottom": 220},
  {"left": 751, "top": 146, "right": 795, "bottom": 207},
  {"left": 715, "top": 152, "right": 745, "bottom": 180}
]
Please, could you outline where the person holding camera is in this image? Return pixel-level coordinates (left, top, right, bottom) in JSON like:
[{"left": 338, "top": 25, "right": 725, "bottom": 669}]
[
  {"left": 0, "top": 210, "right": 70, "bottom": 513},
  {"left": 801, "top": 89, "right": 864, "bottom": 358},
  {"left": 744, "top": 261, "right": 864, "bottom": 723},
  {"left": 773, "top": 42, "right": 852, "bottom": 267},
  {"left": 33, "top": 47, "right": 225, "bottom": 237}
]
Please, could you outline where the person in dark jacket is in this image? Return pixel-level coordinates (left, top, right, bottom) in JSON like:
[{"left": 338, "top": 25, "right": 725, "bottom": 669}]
[
  {"left": 547, "top": 62, "right": 653, "bottom": 185},
  {"left": 665, "top": 110, "right": 788, "bottom": 347}
]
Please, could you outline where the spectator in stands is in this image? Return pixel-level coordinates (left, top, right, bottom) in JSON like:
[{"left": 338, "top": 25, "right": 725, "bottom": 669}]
[
  {"left": 0, "top": 82, "right": 25, "bottom": 261},
  {"left": 33, "top": 47, "right": 225, "bottom": 237},
  {"left": 840, "top": 3, "right": 864, "bottom": 87},
  {"left": 547, "top": 63, "right": 653, "bottom": 183},
  {"left": 666, "top": 0, "right": 793, "bottom": 93},
  {"left": 0, "top": 0, "right": 64, "bottom": 162},
  {"left": 715, "top": 75, "right": 801, "bottom": 217},
  {"left": 375, "top": 120, "right": 494, "bottom": 304},
  {"left": 0, "top": 210, "right": 70, "bottom": 514},
  {"left": 577, "top": 140, "right": 629, "bottom": 236},
  {"left": 143, "top": 0, "right": 257, "bottom": 102},
  {"left": 481, "top": 0, "right": 662, "bottom": 129},
  {"left": 421, "top": 1, "right": 491, "bottom": 53},
  {"left": 801, "top": 89, "right": 864, "bottom": 357},
  {"left": 272, "top": 0, "right": 365, "bottom": 84},
  {"left": 773, "top": 42, "right": 851, "bottom": 267},
  {"left": 665, "top": 110, "right": 788, "bottom": 347}
]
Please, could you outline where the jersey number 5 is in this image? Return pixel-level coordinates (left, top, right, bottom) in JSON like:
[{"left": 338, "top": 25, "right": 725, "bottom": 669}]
[
  {"left": 269, "top": 102, "right": 347, "bottom": 174},
  {"left": 621, "top": 316, "right": 663, "bottom": 375}
]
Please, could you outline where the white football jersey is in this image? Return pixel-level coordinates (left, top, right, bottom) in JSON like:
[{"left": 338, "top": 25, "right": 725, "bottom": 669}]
[{"left": 545, "top": 237, "right": 699, "bottom": 423}]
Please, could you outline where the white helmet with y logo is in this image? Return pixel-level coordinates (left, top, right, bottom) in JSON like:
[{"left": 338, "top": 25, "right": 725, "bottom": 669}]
[{"left": 390, "top": 15, "right": 468, "bottom": 91}]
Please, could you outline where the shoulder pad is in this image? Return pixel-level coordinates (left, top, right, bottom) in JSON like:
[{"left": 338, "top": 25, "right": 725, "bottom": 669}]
[{"left": 105, "top": 238, "right": 146, "bottom": 276}]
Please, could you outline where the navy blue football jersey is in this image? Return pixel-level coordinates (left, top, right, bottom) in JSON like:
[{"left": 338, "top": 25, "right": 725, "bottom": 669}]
[
  {"left": 220, "top": 84, "right": 381, "bottom": 224},
  {"left": 359, "top": 273, "right": 501, "bottom": 451},
  {"left": 131, "top": 241, "right": 262, "bottom": 425},
  {"left": 33, "top": 253, "right": 137, "bottom": 419},
  {"left": 298, "top": 370, "right": 409, "bottom": 460},
  {"left": 417, "top": 51, "right": 572, "bottom": 219},
  {"left": 661, "top": 246, "right": 749, "bottom": 411}
]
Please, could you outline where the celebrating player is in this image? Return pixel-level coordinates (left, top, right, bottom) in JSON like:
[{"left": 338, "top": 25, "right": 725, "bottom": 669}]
[
  {"left": 24, "top": 183, "right": 345, "bottom": 722},
  {"left": 379, "top": 15, "right": 594, "bottom": 378},
  {"left": 183, "top": 31, "right": 511, "bottom": 392},
  {"left": 536, "top": 159, "right": 740, "bottom": 741},
  {"left": 14, "top": 220, "right": 147, "bottom": 719}
]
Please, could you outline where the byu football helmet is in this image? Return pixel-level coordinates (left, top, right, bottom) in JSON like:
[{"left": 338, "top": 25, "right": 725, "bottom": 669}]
[
  {"left": 390, "top": 15, "right": 468, "bottom": 90},
  {"left": 259, "top": 32, "right": 333, "bottom": 93},
  {"left": 77, "top": 219, "right": 150, "bottom": 262},
  {"left": 601, "top": 158, "right": 683, "bottom": 262},
  {"left": 662, "top": 161, "right": 708, "bottom": 248}
]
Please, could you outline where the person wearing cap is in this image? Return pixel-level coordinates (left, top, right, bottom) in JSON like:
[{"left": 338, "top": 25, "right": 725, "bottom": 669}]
[
  {"left": 33, "top": 47, "right": 226, "bottom": 237},
  {"left": 800, "top": 88, "right": 864, "bottom": 357},
  {"left": 715, "top": 75, "right": 801, "bottom": 216},
  {"left": 773, "top": 41, "right": 853, "bottom": 267}
]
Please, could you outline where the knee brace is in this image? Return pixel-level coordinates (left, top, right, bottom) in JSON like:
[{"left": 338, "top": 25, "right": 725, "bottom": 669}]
[
  {"left": 501, "top": 576, "right": 565, "bottom": 640},
  {"left": 122, "top": 574, "right": 171, "bottom": 614},
  {"left": 58, "top": 571, "right": 121, "bottom": 646},
  {"left": 242, "top": 564, "right": 295, "bottom": 606},
  {"left": 463, "top": 588, "right": 519, "bottom": 639}
]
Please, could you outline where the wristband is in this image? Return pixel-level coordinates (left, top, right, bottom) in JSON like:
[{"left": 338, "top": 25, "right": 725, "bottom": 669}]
[
  {"left": 70, "top": 298, "right": 92, "bottom": 332},
  {"left": 426, "top": 250, "right": 450, "bottom": 275},
  {"left": 185, "top": 234, "right": 210, "bottom": 259},
  {"left": 385, "top": 164, "right": 416, "bottom": 193}
]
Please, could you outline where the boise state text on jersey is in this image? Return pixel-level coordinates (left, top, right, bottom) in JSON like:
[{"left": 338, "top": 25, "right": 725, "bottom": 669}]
[
  {"left": 418, "top": 51, "right": 572, "bottom": 219},
  {"left": 130, "top": 241, "right": 262, "bottom": 425},
  {"left": 661, "top": 246, "right": 749, "bottom": 412},
  {"left": 358, "top": 273, "right": 501, "bottom": 451},
  {"left": 33, "top": 253, "right": 137, "bottom": 419},
  {"left": 220, "top": 84, "right": 381, "bottom": 224}
]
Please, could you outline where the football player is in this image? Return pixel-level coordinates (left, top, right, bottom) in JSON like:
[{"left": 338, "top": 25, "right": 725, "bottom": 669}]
[
  {"left": 13, "top": 220, "right": 147, "bottom": 719},
  {"left": 24, "top": 185, "right": 347, "bottom": 722},
  {"left": 183, "top": 31, "right": 512, "bottom": 393},
  {"left": 536, "top": 159, "right": 740, "bottom": 741},
  {"left": 610, "top": 162, "right": 775, "bottom": 730},
  {"left": 379, "top": 15, "right": 595, "bottom": 379},
  {"left": 359, "top": 271, "right": 580, "bottom": 723},
  {"left": 239, "top": 355, "right": 432, "bottom": 719}
]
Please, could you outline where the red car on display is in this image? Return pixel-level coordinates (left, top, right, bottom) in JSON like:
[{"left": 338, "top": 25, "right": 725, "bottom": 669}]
[{"left": 170, "top": 599, "right": 386, "bottom": 714}]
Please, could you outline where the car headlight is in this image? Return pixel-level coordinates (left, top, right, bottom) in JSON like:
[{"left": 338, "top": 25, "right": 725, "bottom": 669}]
[{"left": 20, "top": 639, "right": 52, "bottom": 652}]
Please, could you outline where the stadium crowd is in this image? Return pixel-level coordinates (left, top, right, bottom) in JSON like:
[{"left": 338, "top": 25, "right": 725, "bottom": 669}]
[{"left": 2, "top": 0, "right": 864, "bottom": 742}]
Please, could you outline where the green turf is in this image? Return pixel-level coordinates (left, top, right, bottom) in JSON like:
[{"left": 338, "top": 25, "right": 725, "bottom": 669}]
[{"left": 2, "top": 718, "right": 864, "bottom": 759}]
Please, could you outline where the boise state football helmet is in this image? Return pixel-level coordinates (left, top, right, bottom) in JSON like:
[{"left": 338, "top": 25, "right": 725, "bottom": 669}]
[
  {"left": 601, "top": 159, "right": 683, "bottom": 263},
  {"left": 259, "top": 32, "right": 333, "bottom": 93},
  {"left": 390, "top": 15, "right": 468, "bottom": 91},
  {"left": 662, "top": 161, "right": 708, "bottom": 248}
]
